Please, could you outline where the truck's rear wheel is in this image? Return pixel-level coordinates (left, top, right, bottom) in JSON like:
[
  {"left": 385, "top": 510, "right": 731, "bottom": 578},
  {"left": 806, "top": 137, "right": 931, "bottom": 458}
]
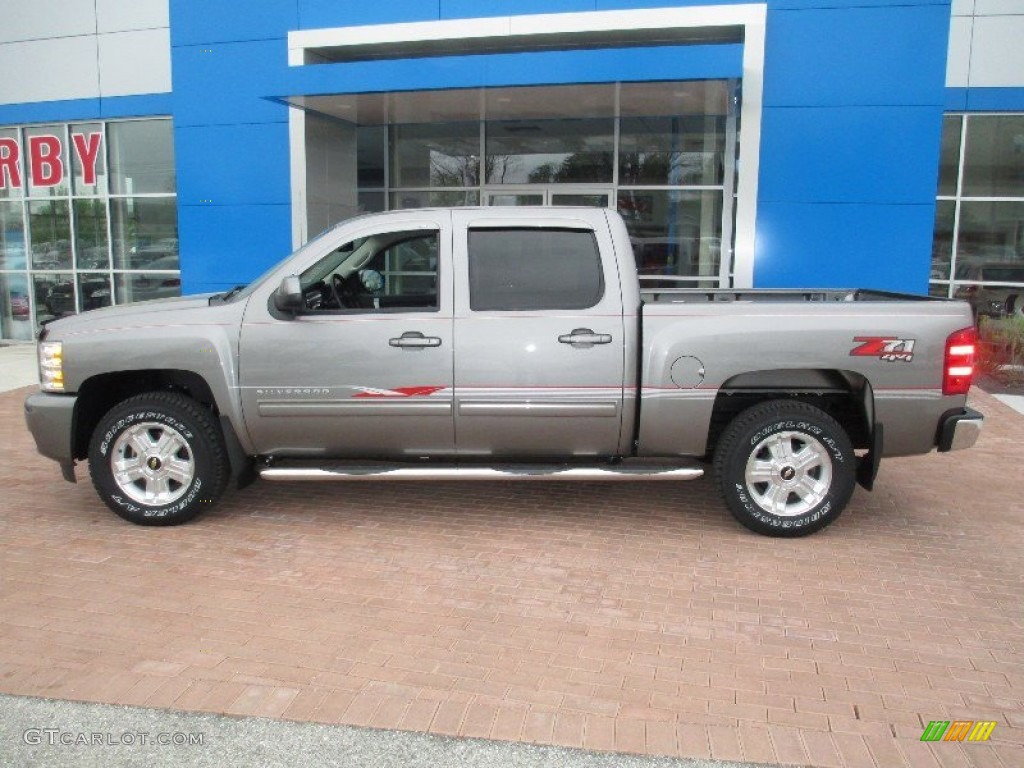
[
  {"left": 713, "top": 400, "right": 855, "bottom": 537},
  {"left": 88, "top": 392, "right": 228, "bottom": 525}
]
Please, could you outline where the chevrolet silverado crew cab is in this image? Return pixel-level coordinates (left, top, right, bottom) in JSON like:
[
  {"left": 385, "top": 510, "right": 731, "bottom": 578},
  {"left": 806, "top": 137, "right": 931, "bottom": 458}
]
[{"left": 24, "top": 208, "right": 984, "bottom": 536}]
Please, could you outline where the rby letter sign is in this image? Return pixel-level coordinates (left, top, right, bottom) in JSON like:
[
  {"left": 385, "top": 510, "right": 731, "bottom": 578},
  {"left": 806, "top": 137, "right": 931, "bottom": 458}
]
[{"left": 0, "top": 132, "right": 103, "bottom": 189}]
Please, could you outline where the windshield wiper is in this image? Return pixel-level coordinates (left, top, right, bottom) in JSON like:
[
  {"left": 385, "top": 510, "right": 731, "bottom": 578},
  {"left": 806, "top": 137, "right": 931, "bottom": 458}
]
[{"left": 209, "top": 285, "right": 246, "bottom": 305}]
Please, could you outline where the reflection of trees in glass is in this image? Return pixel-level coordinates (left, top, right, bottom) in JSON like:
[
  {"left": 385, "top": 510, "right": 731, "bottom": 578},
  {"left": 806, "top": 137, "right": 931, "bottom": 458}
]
[
  {"left": 74, "top": 199, "right": 109, "bottom": 269},
  {"left": 28, "top": 201, "right": 71, "bottom": 270},
  {"left": 526, "top": 152, "right": 613, "bottom": 184},
  {"left": 618, "top": 150, "right": 718, "bottom": 186},
  {"left": 428, "top": 152, "right": 479, "bottom": 187}
]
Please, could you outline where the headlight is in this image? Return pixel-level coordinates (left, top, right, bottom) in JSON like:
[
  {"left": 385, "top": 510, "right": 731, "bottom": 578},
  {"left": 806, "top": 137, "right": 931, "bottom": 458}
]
[{"left": 39, "top": 341, "right": 64, "bottom": 392}]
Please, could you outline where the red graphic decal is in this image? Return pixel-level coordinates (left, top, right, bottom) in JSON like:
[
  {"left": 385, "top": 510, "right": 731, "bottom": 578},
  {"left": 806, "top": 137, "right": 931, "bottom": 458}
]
[
  {"left": 353, "top": 386, "right": 445, "bottom": 398},
  {"left": 850, "top": 336, "right": 916, "bottom": 362}
]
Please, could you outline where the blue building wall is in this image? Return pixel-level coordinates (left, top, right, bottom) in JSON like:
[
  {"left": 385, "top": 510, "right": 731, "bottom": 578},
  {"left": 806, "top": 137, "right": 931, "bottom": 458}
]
[
  {"left": 755, "top": 1, "right": 951, "bottom": 292},
  {"left": 167, "top": 0, "right": 953, "bottom": 294}
]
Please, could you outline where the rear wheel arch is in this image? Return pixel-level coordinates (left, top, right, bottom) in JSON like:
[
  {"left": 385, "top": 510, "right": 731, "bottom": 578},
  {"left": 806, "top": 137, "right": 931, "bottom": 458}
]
[
  {"left": 706, "top": 368, "right": 873, "bottom": 457},
  {"left": 713, "top": 399, "right": 857, "bottom": 536}
]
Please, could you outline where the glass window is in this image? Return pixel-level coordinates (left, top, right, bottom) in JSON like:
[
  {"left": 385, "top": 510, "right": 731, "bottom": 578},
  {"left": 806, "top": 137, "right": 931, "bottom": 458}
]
[
  {"left": 961, "top": 115, "right": 1024, "bottom": 198},
  {"left": 77, "top": 273, "right": 112, "bottom": 312},
  {"left": 486, "top": 119, "right": 614, "bottom": 184},
  {"left": 391, "top": 190, "right": 478, "bottom": 209},
  {"left": 931, "top": 199, "right": 955, "bottom": 280},
  {"left": 0, "top": 118, "right": 178, "bottom": 338},
  {"left": 391, "top": 123, "right": 479, "bottom": 188},
  {"left": 357, "top": 126, "right": 387, "bottom": 187},
  {"left": 34, "top": 272, "right": 76, "bottom": 321},
  {"left": 618, "top": 190, "right": 723, "bottom": 278},
  {"left": 73, "top": 199, "right": 109, "bottom": 269},
  {"left": 70, "top": 122, "right": 107, "bottom": 196},
  {"left": 0, "top": 273, "right": 33, "bottom": 341},
  {"left": 0, "top": 127, "right": 23, "bottom": 200},
  {"left": 550, "top": 193, "right": 610, "bottom": 207},
  {"left": 0, "top": 201, "right": 26, "bottom": 270},
  {"left": 111, "top": 197, "right": 179, "bottom": 270},
  {"left": 357, "top": 190, "right": 386, "bottom": 213},
  {"left": 619, "top": 116, "right": 725, "bottom": 186},
  {"left": 109, "top": 120, "right": 176, "bottom": 195},
  {"left": 468, "top": 228, "right": 603, "bottom": 311},
  {"left": 23, "top": 126, "right": 70, "bottom": 198},
  {"left": 955, "top": 201, "right": 1024, "bottom": 266},
  {"left": 937, "top": 115, "right": 961, "bottom": 197},
  {"left": 115, "top": 272, "right": 181, "bottom": 304},
  {"left": 300, "top": 229, "right": 439, "bottom": 311},
  {"left": 28, "top": 200, "right": 72, "bottom": 270},
  {"left": 487, "top": 193, "right": 544, "bottom": 207}
]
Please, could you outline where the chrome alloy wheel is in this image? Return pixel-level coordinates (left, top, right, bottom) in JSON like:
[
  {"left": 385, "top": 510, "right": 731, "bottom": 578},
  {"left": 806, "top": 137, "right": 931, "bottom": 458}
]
[
  {"left": 744, "top": 430, "right": 833, "bottom": 517},
  {"left": 110, "top": 422, "right": 195, "bottom": 506}
]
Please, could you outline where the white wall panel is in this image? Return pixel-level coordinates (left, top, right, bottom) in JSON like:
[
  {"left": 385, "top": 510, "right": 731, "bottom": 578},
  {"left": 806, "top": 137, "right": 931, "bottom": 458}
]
[
  {"left": 0, "top": 0, "right": 96, "bottom": 44},
  {"left": 974, "top": 0, "right": 1024, "bottom": 15},
  {"left": 98, "top": 29, "right": 172, "bottom": 97},
  {"left": 951, "top": 0, "right": 976, "bottom": 14},
  {"left": 97, "top": 0, "right": 169, "bottom": 33},
  {"left": 945, "top": 16, "right": 972, "bottom": 87},
  {"left": 969, "top": 15, "right": 1024, "bottom": 87},
  {"left": 0, "top": 37, "right": 99, "bottom": 104}
]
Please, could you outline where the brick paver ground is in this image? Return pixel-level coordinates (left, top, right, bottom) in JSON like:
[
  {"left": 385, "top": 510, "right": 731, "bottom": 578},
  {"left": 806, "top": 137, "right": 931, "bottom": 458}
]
[{"left": 1, "top": 386, "right": 1022, "bottom": 767}]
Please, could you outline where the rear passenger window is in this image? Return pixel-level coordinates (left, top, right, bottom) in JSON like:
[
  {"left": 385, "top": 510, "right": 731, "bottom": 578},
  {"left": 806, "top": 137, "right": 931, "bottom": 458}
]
[{"left": 468, "top": 228, "right": 604, "bottom": 311}]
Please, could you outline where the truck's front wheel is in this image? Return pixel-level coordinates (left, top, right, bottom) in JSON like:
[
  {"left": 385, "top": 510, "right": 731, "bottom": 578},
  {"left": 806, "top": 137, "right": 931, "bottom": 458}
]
[
  {"left": 713, "top": 400, "right": 856, "bottom": 537},
  {"left": 88, "top": 392, "right": 228, "bottom": 525}
]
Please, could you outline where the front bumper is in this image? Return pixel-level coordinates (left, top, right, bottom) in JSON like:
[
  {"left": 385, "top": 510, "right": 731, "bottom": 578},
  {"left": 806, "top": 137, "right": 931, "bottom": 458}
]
[
  {"left": 24, "top": 392, "right": 78, "bottom": 481},
  {"left": 937, "top": 407, "right": 984, "bottom": 452}
]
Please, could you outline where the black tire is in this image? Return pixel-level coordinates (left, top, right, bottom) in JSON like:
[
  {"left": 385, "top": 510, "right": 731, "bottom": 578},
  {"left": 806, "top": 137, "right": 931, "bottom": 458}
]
[
  {"left": 713, "top": 400, "right": 856, "bottom": 537},
  {"left": 88, "top": 392, "right": 228, "bottom": 525}
]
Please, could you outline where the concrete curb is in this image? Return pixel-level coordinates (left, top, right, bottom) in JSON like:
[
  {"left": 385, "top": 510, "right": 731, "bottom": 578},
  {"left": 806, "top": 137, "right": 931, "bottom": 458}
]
[{"left": 0, "top": 694, "right": 767, "bottom": 768}]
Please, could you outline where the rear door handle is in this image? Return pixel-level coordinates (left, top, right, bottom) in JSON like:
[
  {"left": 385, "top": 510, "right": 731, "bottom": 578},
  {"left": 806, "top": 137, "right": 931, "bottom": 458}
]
[
  {"left": 389, "top": 331, "right": 442, "bottom": 349},
  {"left": 558, "top": 328, "right": 613, "bottom": 347}
]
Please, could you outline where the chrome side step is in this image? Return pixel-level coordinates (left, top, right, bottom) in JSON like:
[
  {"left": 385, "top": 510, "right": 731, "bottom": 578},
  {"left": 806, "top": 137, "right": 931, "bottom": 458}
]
[{"left": 260, "top": 463, "right": 704, "bottom": 482}]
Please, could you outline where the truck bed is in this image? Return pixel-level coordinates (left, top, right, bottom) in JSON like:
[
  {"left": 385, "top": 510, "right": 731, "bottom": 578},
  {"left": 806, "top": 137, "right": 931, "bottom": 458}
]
[{"left": 639, "top": 280, "right": 937, "bottom": 305}]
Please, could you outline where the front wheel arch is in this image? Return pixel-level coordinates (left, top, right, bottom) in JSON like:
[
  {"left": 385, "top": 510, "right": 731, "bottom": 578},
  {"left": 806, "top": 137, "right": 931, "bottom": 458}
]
[{"left": 87, "top": 391, "right": 229, "bottom": 525}]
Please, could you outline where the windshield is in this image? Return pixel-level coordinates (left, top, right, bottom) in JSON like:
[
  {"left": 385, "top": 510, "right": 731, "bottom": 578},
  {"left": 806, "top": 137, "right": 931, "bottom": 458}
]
[{"left": 216, "top": 219, "right": 359, "bottom": 302}]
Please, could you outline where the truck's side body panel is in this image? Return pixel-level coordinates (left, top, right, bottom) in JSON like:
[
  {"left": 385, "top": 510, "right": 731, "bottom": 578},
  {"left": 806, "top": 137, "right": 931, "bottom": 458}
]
[{"left": 638, "top": 300, "right": 970, "bottom": 457}]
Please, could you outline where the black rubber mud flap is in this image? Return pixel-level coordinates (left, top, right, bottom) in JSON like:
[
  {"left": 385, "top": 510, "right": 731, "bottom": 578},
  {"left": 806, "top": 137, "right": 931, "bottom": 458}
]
[{"left": 856, "top": 423, "right": 883, "bottom": 491}]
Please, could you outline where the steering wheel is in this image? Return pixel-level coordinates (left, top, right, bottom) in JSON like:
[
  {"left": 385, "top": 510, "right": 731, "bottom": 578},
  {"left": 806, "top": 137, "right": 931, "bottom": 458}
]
[{"left": 330, "top": 273, "right": 352, "bottom": 308}]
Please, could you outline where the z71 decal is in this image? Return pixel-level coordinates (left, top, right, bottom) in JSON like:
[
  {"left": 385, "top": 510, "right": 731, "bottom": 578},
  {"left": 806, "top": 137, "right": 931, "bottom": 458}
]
[{"left": 850, "top": 336, "right": 916, "bottom": 363}]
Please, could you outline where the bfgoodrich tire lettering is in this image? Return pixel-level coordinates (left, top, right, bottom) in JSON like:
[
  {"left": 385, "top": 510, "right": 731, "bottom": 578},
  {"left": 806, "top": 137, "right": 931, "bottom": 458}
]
[
  {"left": 713, "top": 400, "right": 856, "bottom": 537},
  {"left": 88, "top": 392, "right": 228, "bottom": 526}
]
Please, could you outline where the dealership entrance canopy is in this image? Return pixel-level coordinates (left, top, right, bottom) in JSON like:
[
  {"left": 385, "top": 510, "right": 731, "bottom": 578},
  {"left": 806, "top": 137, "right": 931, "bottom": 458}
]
[{"left": 2, "top": 0, "right": 1024, "bottom": 338}]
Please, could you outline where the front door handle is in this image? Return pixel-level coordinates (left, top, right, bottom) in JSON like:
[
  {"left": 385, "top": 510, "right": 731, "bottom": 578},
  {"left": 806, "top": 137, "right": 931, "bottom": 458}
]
[
  {"left": 558, "top": 328, "right": 613, "bottom": 347},
  {"left": 389, "top": 331, "right": 442, "bottom": 349}
]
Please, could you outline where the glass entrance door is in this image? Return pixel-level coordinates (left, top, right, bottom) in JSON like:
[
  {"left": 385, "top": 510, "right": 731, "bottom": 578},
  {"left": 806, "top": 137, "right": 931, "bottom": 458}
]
[{"left": 484, "top": 188, "right": 612, "bottom": 207}]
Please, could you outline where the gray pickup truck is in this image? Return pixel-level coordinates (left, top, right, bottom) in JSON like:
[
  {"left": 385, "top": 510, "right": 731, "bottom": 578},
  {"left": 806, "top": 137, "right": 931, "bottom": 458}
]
[{"left": 24, "top": 208, "right": 983, "bottom": 536}]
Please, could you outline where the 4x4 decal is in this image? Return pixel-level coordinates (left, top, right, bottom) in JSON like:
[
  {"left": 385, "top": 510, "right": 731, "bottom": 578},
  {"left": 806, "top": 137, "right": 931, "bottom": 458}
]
[{"left": 850, "top": 336, "right": 916, "bottom": 362}]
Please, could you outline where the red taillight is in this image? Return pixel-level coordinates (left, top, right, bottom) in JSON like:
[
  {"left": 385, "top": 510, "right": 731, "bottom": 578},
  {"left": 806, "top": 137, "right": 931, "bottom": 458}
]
[{"left": 943, "top": 326, "right": 976, "bottom": 396}]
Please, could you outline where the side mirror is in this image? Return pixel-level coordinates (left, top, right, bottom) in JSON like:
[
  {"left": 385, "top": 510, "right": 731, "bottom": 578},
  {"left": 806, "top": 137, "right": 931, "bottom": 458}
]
[{"left": 273, "top": 275, "right": 304, "bottom": 314}]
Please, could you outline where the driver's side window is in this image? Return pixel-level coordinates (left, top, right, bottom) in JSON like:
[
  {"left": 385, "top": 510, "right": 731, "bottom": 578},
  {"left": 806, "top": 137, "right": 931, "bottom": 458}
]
[{"left": 300, "top": 229, "right": 439, "bottom": 312}]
